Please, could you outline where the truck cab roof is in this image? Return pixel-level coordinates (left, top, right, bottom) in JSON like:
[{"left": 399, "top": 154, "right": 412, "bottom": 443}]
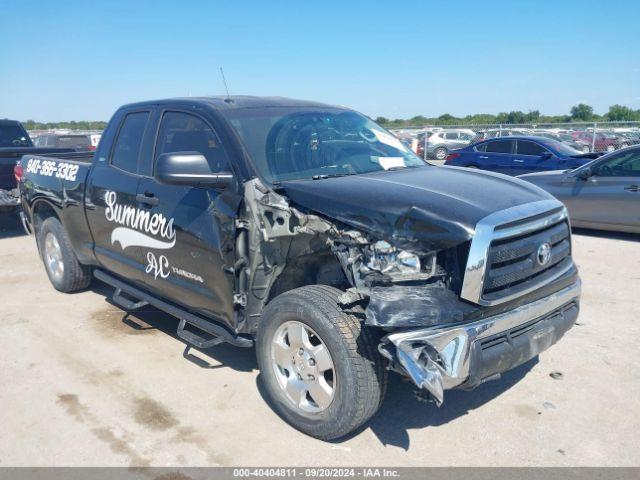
[{"left": 119, "top": 96, "right": 347, "bottom": 113}]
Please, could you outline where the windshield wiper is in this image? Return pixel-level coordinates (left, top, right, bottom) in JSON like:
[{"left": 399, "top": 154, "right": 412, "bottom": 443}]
[
  {"left": 384, "top": 165, "right": 424, "bottom": 171},
  {"left": 311, "top": 172, "right": 358, "bottom": 180}
]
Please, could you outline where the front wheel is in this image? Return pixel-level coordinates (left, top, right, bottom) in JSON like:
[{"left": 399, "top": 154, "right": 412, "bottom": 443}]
[
  {"left": 434, "top": 147, "right": 448, "bottom": 160},
  {"left": 256, "top": 285, "right": 387, "bottom": 440}
]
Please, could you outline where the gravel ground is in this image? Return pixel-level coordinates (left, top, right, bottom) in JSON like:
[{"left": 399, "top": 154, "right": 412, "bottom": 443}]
[{"left": 0, "top": 211, "right": 638, "bottom": 467}]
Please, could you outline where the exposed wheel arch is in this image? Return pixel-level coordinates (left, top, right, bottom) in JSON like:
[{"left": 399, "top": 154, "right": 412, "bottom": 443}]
[{"left": 32, "top": 200, "right": 60, "bottom": 236}]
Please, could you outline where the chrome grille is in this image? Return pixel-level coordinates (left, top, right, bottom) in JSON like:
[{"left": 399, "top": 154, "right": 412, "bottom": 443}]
[{"left": 461, "top": 200, "right": 574, "bottom": 306}]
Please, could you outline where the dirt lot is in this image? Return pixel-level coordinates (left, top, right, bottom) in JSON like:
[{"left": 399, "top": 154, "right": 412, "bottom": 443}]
[{"left": 0, "top": 211, "right": 638, "bottom": 467}]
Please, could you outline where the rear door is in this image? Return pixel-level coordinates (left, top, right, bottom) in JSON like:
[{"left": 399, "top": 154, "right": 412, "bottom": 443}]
[
  {"left": 480, "top": 139, "right": 515, "bottom": 174},
  {"left": 85, "top": 109, "right": 154, "bottom": 283},
  {"left": 565, "top": 150, "right": 640, "bottom": 228},
  {"left": 135, "top": 109, "right": 241, "bottom": 329}
]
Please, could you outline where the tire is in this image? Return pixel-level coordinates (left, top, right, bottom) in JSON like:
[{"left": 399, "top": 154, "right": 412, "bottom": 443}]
[
  {"left": 434, "top": 147, "right": 448, "bottom": 160},
  {"left": 37, "top": 217, "right": 91, "bottom": 292},
  {"left": 256, "top": 285, "right": 387, "bottom": 440}
]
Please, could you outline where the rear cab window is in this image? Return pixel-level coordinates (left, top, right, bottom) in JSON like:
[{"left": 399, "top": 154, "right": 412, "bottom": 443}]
[
  {"left": 0, "top": 123, "right": 31, "bottom": 147},
  {"left": 110, "top": 111, "right": 151, "bottom": 174}
]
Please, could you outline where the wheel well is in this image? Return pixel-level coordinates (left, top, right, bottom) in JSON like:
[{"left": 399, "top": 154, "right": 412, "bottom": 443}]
[
  {"left": 32, "top": 201, "right": 60, "bottom": 235},
  {"left": 267, "top": 252, "right": 349, "bottom": 303}
]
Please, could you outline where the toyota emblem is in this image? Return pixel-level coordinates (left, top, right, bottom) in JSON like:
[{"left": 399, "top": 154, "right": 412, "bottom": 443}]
[{"left": 537, "top": 242, "right": 552, "bottom": 266}]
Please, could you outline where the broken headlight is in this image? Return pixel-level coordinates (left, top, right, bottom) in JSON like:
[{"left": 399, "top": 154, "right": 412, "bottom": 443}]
[{"left": 361, "top": 240, "right": 437, "bottom": 281}]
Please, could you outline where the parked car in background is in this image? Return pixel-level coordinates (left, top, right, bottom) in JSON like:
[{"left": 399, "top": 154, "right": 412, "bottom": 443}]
[
  {"left": 572, "top": 131, "right": 630, "bottom": 153},
  {"left": 445, "top": 136, "right": 601, "bottom": 175},
  {"left": 472, "top": 128, "right": 533, "bottom": 143},
  {"left": 617, "top": 130, "right": 640, "bottom": 146},
  {"left": 416, "top": 129, "right": 475, "bottom": 159},
  {"left": 533, "top": 131, "right": 590, "bottom": 152},
  {"left": 0, "top": 120, "right": 74, "bottom": 213},
  {"left": 34, "top": 133, "right": 95, "bottom": 151},
  {"left": 519, "top": 146, "right": 640, "bottom": 233}
]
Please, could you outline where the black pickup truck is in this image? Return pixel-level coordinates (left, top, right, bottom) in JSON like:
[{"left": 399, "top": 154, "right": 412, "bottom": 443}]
[
  {"left": 18, "top": 97, "right": 581, "bottom": 440},
  {"left": 0, "top": 119, "right": 73, "bottom": 213}
]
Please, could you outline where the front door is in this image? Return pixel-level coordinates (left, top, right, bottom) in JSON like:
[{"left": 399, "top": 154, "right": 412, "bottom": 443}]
[
  {"left": 565, "top": 150, "right": 640, "bottom": 229},
  {"left": 513, "top": 139, "right": 555, "bottom": 175},
  {"left": 136, "top": 110, "right": 240, "bottom": 329}
]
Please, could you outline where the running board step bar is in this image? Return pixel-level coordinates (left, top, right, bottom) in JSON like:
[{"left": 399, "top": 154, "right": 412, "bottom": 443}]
[
  {"left": 112, "top": 288, "right": 149, "bottom": 310},
  {"left": 94, "top": 270, "right": 253, "bottom": 348},
  {"left": 177, "top": 319, "right": 225, "bottom": 349}
]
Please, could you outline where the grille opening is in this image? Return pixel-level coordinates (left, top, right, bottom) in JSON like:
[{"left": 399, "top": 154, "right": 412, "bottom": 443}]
[
  {"left": 482, "top": 217, "right": 572, "bottom": 301},
  {"left": 484, "top": 257, "right": 571, "bottom": 295},
  {"left": 491, "top": 235, "right": 569, "bottom": 269}
]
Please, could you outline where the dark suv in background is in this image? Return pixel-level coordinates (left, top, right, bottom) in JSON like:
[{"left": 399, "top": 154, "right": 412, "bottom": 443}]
[{"left": 33, "top": 133, "right": 94, "bottom": 151}]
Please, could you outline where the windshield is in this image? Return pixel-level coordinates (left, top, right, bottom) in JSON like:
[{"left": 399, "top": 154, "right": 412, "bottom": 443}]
[
  {"left": 0, "top": 125, "right": 32, "bottom": 148},
  {"left": 226, "top": 108, "right": 426, "bottom": 183},
  {"left": 541, "top": 138, "right": 582, "bottom": 156}
]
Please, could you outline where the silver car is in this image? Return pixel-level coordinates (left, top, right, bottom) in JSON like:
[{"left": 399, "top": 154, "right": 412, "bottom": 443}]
[
  {"left": 421, "top": 130, "right": 475, "bottom": 160},
  {"left": 519, "top": 146, "right": 640, "bottom": 233}
]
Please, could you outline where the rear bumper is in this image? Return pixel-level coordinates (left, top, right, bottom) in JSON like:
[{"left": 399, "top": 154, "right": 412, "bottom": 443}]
[
  {"left": 0, "top": 188, "right": 19, "bottom": 207},
  {"left": 379, "top": 279, "right": 581, "bottom": 405}
]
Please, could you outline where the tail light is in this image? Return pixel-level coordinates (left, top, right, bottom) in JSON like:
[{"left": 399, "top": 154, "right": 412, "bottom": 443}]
[
  {"left": 14, "top": 163, "right": 24, "bottom": 183},
  {"left": 88, "top": 145, "right": 96, "bottom": 151},
  {"left": 446, "top": 153, "right": 460, "bottom": 162}
]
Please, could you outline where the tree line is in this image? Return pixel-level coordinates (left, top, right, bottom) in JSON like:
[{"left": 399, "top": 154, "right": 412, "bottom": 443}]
[
  {"left": 375, "top": 104, "right": 640, "bottom": 128},
  {"left": 21, "top": 120, "right": 108, "bottom": 131},
  {"left": 19, "top": 103, "right": 640, "bottom": 131}
]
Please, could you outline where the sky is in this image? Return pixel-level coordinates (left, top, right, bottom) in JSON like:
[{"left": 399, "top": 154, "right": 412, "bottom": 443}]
[{"left": 1, "top": 0, "right": 639, "bottom": 122}]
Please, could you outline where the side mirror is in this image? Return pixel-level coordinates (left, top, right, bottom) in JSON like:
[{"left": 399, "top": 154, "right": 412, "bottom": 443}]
[
  {"left": 539, "top": 152, "right": 553, "bottom": 161},
  {"left": 156, "top": 152, "right": 233, "bottom": 189},
  {"left": 575, "top": 167, "right": 592, "bottom": 180}
]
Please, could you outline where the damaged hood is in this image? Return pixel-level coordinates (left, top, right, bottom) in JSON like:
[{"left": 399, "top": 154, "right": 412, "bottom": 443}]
[{"left": 279, "top": 165, "right": 553, "bottom": 252}]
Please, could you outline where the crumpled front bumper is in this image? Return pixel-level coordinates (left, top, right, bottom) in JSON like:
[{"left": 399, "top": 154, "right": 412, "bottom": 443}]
[{"left": 379, "top": 280, "right": 581, "bottom": 405}]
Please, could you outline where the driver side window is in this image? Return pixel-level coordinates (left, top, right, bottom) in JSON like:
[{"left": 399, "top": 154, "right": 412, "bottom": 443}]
[
  {"left": 155, "top": 111, "right": 230, "bottom": 174},
  {"left": 593, "top": 151, "right": 640, "bottom": 177}
]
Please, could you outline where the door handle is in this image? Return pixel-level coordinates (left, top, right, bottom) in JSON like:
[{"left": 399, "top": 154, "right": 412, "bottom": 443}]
[
  {"left": 513, "top": 159, "right": 524, "bottom": 163},
  {"left": 479, "top": 156, "right": 488, "bottom": 159},
  {"left": 624, "top": 185, "right": 639, "bottom": 192},
  {"left": 136, "top": 192, "right": 159, "bottom": 206}
]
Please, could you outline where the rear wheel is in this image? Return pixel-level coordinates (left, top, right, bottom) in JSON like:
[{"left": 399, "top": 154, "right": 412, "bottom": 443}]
[
  {"left": 256, "top": 285, "right": 387, "bottom": 440},
  {"left": 37, "top": 217, "right": 91, "bottom": 292}
]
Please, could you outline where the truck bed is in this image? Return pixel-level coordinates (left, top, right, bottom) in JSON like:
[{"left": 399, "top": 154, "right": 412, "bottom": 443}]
[
  {"left": 0, "top": 147, "right": 80, "bottom": 192},
  {"left": 19, "top": 151, "right": 96, "bottom": 262}
]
